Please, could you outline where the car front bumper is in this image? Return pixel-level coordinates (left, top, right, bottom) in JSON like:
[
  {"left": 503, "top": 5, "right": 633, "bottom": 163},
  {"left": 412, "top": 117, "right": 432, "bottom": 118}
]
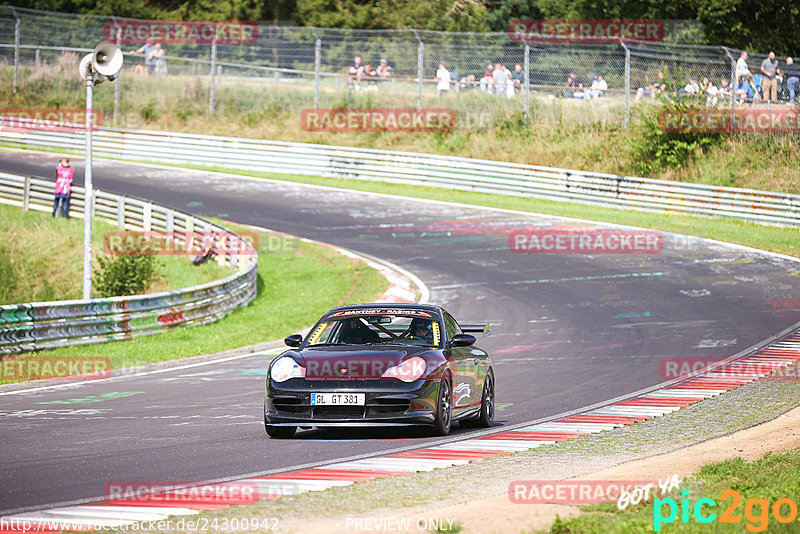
[{"left": 265, "top": 378, "right": 439, "bottom": 426}]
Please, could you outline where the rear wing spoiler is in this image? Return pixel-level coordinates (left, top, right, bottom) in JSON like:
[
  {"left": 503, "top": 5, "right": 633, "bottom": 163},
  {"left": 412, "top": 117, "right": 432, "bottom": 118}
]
[{"left": 460, "top": 323, "right": 491, "bottom": 337}]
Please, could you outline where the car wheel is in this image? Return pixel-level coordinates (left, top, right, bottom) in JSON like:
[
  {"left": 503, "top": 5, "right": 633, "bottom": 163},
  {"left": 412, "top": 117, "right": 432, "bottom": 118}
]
[
  {"left": 475, "top": 369, "right": 494, "bottom": 428},
  {"left": 431, "top": 376, "right": 452, "bottom": 436},
  {"left": 264, "top": 410, "right": 296, "bottom": 438}
]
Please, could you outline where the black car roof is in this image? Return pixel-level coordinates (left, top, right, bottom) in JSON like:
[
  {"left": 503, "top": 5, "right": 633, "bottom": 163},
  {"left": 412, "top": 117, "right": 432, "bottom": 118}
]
[{"left": 325, "top": 303, "right": 442, "bottom": 314}]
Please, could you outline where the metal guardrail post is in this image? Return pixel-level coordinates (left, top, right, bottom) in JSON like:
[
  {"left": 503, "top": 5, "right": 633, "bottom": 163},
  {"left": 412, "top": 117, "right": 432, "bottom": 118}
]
[
  {"left": 413, "top": 30, "right": 423, "bottom": 110},
  {"left": 524, "top": 44, "right": 530, "bottom": 121},
  {"left": 312, "top": 28, "right": 321, "bottom": 109},
  {"left": 143, "top": 202, "right": 152, "bottom": 231},
  {"left": 22, "top": 176, "right": 30, "bottom": 211},
  {"left": 13, "top": 14, "right": 20, "bottom": 96},
  {"left": 165, "top": 210, "right": 174, "bottom": 249},
  {"left": 116, "top": 196, "right": 125, "bottom": 230},
  {"left": 208, "top": 36, "right": 217, "bottom": 115},
  {"left": 619, "top": 39, "right": 630, "bottom": 127}
]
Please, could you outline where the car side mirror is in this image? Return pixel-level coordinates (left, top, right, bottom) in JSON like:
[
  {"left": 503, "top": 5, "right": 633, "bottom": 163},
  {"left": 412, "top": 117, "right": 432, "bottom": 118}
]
[
  {"left": 284, "top": 334, "right": 303, "bottom": 348},
  {"left": 451, "top": 333, "right": 476, "bottom": 347}
]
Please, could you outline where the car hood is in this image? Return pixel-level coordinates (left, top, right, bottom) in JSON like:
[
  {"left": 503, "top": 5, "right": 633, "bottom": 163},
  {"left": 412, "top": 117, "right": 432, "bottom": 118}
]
[{"left": 296, "top": 345, "right": 434, "bottom": 379}]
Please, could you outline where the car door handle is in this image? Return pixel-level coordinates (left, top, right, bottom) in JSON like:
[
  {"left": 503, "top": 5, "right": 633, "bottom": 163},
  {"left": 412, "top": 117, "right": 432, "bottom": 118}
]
[{"left": 473, "top": 358, "right": 479, "bottom": 365}]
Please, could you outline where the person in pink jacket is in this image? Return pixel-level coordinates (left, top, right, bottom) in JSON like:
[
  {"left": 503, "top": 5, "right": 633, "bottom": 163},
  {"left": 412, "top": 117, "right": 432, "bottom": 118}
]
[{"left": 53, "top": 157, "right": 74, "bottom": 219}]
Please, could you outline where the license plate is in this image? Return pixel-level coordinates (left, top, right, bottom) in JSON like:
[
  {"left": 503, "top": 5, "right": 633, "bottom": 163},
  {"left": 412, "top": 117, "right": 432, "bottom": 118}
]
[{"left": 310, "top": 393, "right": 365, "bottom": 406}]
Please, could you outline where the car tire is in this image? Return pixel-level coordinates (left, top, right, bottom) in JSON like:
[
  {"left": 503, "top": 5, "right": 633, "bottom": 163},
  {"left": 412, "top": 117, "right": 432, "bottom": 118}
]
[
  {"left": 475, "top": 369, "right": 494, "bottom": 428},
  {"left": 264, "top": 410, "right": 296, "bottom": 438},
  {"left": 431, "top": 375, "right": 452, "bottom": 436}
]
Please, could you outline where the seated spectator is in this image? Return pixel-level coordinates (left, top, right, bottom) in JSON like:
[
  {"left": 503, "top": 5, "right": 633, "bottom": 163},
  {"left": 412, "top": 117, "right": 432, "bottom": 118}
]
[
  {"left": 751, "top": 71, "right": 764, "bottom": 100},
  {"left": 704, "top": 78, "right": 719, "bottom": 106},
  {"left": 682, "top": 77, "right": 700, "bottom": 94},
  {"left": 717, "top": 77, "right": 732, "bottom": 99},
  {"left": 589, "top": 74, "right": 607, "bottom": 98},
  {"left": 573, "top": 82, "right": 585, "bottom": 99},
  {"left": 348, "top": 55, "right": 365, "bottom": 90},
  {"left": 564, "top": 71, "right": 579, "bottom": 97},
  {"left": 784, "top": 57, "right": 799, "bottom": 103},
  {"left": 636, "top": 71, "right": 666, "bottom": 102},
  {"left": 480, "top": 63, "right": 494, "bottom": 92},
  {"left": 374, "top": 59, "right": 392, "bottom": 79},
  {"left": 460, "top": 74, "right": 477, "bottom": 91},
  {"left": 511, "top": 63, "right": 524, "bottom": 93},
  {"left": 735, "top": 76, "right": 754, "bottom": 102}
]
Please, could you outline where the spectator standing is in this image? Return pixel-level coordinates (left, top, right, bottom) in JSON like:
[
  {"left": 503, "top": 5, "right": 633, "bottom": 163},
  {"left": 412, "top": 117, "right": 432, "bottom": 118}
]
[
  {"left": 152, "top": 43, "right": 167, "bottom": 79},
  {"left": 504, "top": 65, "right": 515, "bottom": 98},
  {"left": 589, "top": 75, "right": 607, "bottom": 98},
  {"left": 480, "top": 64, "right": 494, "bottom": 92},
  {"left": 760, "top": 51, "right": 780, "bottom": 102},
  {"left": 784, "top": 57, "right": 799, "bottom": 103},
  {"left": 131, "top": 37, "right": 158, "bottom": 76},
  {"left": 492, "top": 63, "right": 508, "bottom": 96},
  {"left": 52, "top": 158, "right": 74, "bottom": 219},
  {"left": 511, "top": 63, "right": 524, "bottom": 93},
  {"left": 736, "top": 51, "right": 751, "bottom": 85},
  {"left": 436, "top": 62, "right": 450, "bottom": 97}
]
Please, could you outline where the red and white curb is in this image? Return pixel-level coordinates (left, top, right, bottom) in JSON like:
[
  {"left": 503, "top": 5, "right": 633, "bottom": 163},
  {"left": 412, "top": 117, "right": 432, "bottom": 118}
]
[{"left": 4, "top": 335, "right": 799, "bottom": 531}]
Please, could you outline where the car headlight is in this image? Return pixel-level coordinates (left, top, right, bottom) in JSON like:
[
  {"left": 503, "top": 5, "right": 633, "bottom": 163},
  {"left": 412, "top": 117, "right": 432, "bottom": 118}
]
[
  {"left": 381, "top": 356, "right": 427, "bottom": 382},
  {"left": 271, "top": 356, "right": 306, "bottom": 382}
]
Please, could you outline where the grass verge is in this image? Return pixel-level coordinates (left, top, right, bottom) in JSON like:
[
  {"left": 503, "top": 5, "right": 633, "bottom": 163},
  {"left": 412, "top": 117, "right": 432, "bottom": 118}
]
[
  {"left": 1, "top": 224, "right": 389, "bottom": 378},
  {"left": 544, "top": 448, "right": 800, "bottom": 533},
  {"left": 4, "top": 64, "right": 800, "bottom": 193},
  {"left": 0, "top": 202, "right": 229, "bottom": 303}
]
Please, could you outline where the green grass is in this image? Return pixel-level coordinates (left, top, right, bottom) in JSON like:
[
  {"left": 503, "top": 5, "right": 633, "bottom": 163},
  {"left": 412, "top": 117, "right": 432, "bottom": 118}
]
[
  {"left": 541, "top": 448, "right": 800, "bottom": 533},
  {"left": 12, "top": 224, "right": 389, "bottom": 373},
  {"left": 0, "top": 202, "right": 229, "bottom": 304},
  {"left": 164, "top": 163, "right": 800, "bottom": 260},
  {"left": 5, "top": 63, "right": 800, "bottom": 194}
]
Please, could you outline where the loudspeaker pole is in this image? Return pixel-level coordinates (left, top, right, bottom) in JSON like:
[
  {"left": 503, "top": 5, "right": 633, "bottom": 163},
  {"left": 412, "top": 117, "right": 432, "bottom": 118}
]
[
  {"left": 78, "top": 42, "right": 123, "bottom": 300},
  {"left": 82, "top": 74, "right": 94, "bottom": 300}
]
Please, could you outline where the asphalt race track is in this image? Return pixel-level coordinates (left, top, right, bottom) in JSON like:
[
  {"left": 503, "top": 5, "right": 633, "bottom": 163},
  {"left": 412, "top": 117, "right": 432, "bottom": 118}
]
[{"left": 2, "top": 150, "right": 800, "bottom": 514}]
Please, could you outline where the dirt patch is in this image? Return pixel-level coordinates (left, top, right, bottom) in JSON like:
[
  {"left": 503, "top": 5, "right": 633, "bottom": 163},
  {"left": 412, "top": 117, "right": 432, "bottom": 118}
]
[{"left": 275, "top": 402, "right": 800, "bottom": 533}]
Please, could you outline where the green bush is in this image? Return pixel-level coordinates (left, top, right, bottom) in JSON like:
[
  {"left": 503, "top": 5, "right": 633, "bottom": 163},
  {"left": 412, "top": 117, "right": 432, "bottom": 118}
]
[
  {"left": 94, "top": 253, "right": 162, "bottom": 297},
  {"left": 630, "top": 99, "right": 722, "bottom": 175}
]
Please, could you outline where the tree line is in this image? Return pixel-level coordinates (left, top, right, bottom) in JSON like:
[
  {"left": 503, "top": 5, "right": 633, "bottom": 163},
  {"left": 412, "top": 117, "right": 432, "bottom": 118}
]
[{"left": 3, "top": 0, "right": 797, "bottom": 55}]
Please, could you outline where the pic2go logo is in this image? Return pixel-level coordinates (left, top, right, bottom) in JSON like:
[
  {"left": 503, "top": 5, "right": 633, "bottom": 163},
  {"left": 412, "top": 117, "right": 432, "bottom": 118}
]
[{"left": 654, "top": 489, "right": 799, "bottom": 532}]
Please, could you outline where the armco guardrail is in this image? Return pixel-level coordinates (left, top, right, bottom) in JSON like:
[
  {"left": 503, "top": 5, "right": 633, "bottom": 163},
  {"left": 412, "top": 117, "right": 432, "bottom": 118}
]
[
  {"left": 0, "top": 171, "right": 258, "bottom": 355},
  {"left": 1, "top": 122, "right": 800, "bottom": 227}
]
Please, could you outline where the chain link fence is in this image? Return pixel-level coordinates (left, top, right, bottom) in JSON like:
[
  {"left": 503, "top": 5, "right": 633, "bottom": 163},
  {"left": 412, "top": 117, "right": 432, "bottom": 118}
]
[{"left": 1, "top": 6, "right": 796, "bottom": 133}]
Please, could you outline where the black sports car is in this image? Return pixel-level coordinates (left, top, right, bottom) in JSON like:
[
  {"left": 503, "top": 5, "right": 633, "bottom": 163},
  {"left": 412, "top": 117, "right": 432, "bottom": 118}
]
[{"left": 264, "top": 303, "right": 494, "bottom": 438}]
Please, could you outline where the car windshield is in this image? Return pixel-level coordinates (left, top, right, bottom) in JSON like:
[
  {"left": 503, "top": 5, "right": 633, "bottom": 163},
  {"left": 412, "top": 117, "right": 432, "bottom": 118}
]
[{"left": 307, "top": 311, "right": 440, "bottom": 347}]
